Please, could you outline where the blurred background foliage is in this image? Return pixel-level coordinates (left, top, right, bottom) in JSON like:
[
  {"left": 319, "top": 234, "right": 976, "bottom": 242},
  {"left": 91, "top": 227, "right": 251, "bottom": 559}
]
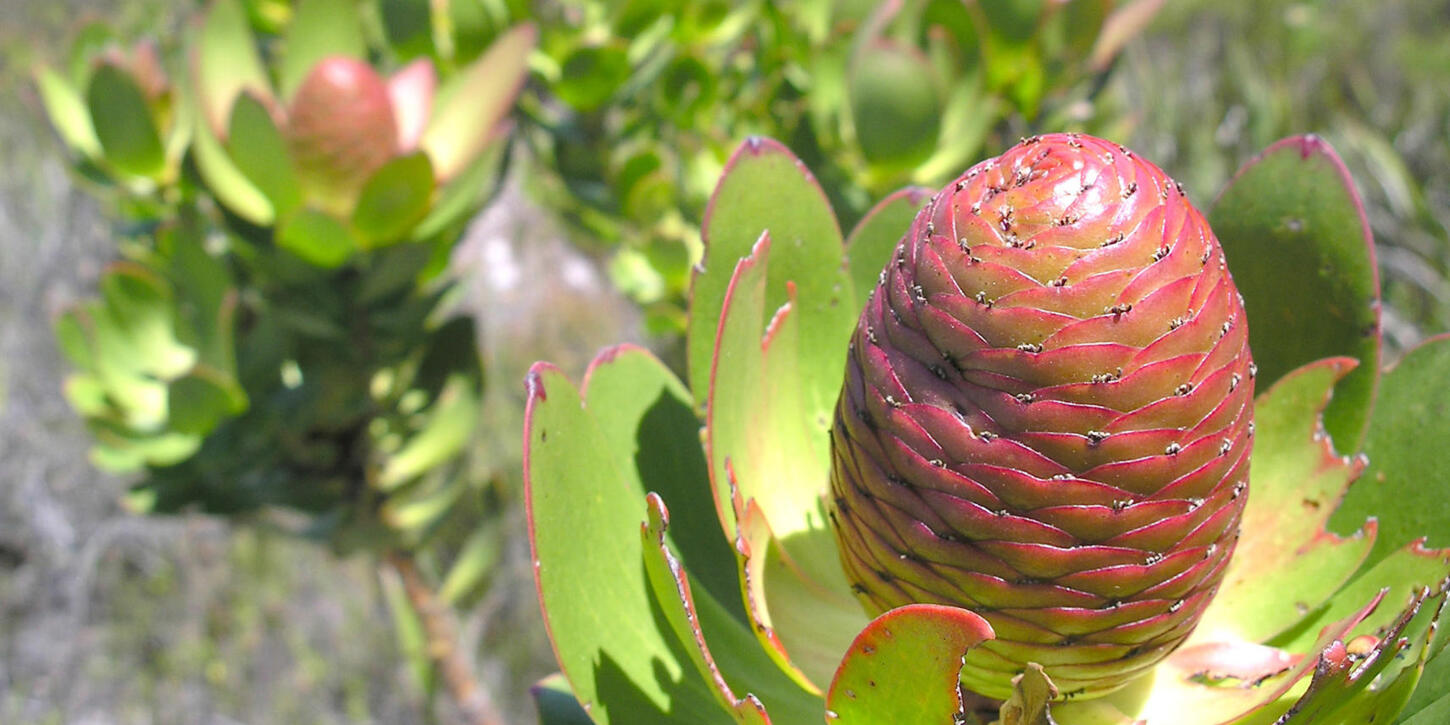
[
  {"left": 513, "top": 0, "right": 1160, "bottom": 340},
  {"left": 2, "top": 0, "right": 1448, "bottom": 722},
  {"left": 1120, "top": 0, "right": 1450, "bottom": 354}
]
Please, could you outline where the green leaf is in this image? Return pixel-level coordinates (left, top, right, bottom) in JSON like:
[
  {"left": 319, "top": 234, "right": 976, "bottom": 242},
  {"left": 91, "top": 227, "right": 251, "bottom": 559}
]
[
  {"left": 525, "top": 347, "right": 738, "bottom": 725},
  {"left": 1403, "top": 625, "right": 1450, "bottom": 724},
  {"left": 158, "top": 222, "right": 237, "bottom": 370},
  {"left": 378, "top": 0, "right": 436, "bottom": 60},
  {"left": 195, "top": 0, "right": 273, "bottom": 137},
  {"left": 411, "top": 134, "right": 505, "bottom": 240},
  {"left": 34, "top": 66, "right": 102, "bottom": 158},
  {"left": 65, "top": 21, "right": 116, "bottom": 86},
  {"left": 976, "top": 0, "right": 1046, "bottom": 43},
  {"left": 1273, "top": 529, "right": 1450, "bottom": 656},
  {"left": 84, "top": 306, "right": 171, "bottom": 429},
  {"left": 377, "top": 373, "right": 478, "bottom": 490},
  {"left": 707, "top": 235, "right": 867, "bottom": 689},
  {"left": 554, "top": 44, "right": 631, "bottom": 112},
  {"left": 824, "top": 604, "right": 994, "bottom": 723},
  {"left": 847, "top": 40, "right": 941, "bottom": 170},
  {"left": 1211, "top": 135, "right": 1381, "bottom": 451},
  {"left": 226, "top": 92, "right": 301, "bottom": 218},
  {"left": 163, "top": 93, "right": 194, "bottom": 172},
  {"left": 191, "top": 102, "right": 274, "bottom": 224},
  {"left": 277, "top": 208, "right": 357, "bottom": 267},
  {"left": 580, "top": 348, "right": 743, "bottom": 618},
  {"left": 63, "top": 374, "right": 109, "bottom": 418},
  {"left": 438, "top": 520, "right": 501, "bottom": 605},
  {"left": 1276, "top": 588, "right": 1443, "bottom": 724},
  {"left": 690, "top": 138, "right": 850, "bottom": 418},
  {"left": 423, "top": 23, "right": 534, "bottom": 180},
  {"left": 844, "top": 187, "right": 930, "bottom": 313},
  {"left": 914, "top": 80, "right": 996, "bottom": 186},
  {"left": 1332, "top": 335, "right": 1450, "bottom": 569},
  {"left": 990, "top": 39, "right": 1046, "bottom": 117},
  {"left": 86, "top": 62, "right": 166, "bottom": 178},
  {"left": 999, "top": 664, "right": 1058, "bottom": 725},
  {"left": 380, "top": 475, "right": 465, "bottom": 533},
  {"left": 532, "top": 673, "right": 596, "bottom": 725},
  {"left": 641, "top": 494, "right": 823, "bottom": 724},
  {"left": 447, "top": 0, "right": 510, "bottom": 63},
  {"left": 91, "top": 426, "right": 201, "bottom": 472},
  {"left": 167, "top": 366, "right": 246, "bottom": 435},
  {"left": 706, "top": 234, "right": 825, "bottom": 559},
  {"left": 1402, "top": 691, "right": 1450, "bottom": 725},
  {"left": 278, "top": 0, "right": 367, "bottom": 99},
  {"left": 1191, "top": 358, "right": 1374, "bottom": 645},
  {"left": 352, "top": 152, "right": 436, "bottom": 247},
  {"left": 656, "top": 55, "right": 716, "bottom": 125},
  {"left": 100, "top": 264, "right": 195, "bottom": 381}
]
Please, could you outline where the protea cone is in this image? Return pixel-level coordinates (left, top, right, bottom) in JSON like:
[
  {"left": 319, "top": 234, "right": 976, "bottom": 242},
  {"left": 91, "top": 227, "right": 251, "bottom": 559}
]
[
  {"left": 830, "top": 133, "right": 1256, "bottom": 700},
  {"left": 286, "top": 56, "right": 400, "bottom": 215}
]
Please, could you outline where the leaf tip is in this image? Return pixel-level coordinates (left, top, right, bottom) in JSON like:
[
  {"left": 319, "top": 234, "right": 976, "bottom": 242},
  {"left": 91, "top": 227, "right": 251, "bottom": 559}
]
[{"left": 525, "top": 362, "right": 558, "bottom": 403}]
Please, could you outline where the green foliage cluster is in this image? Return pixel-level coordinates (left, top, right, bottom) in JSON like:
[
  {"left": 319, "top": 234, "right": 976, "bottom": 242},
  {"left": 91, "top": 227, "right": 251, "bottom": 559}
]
[
  {"left": 34, "top": 0, "right": 533, "bottom": 601},
  {"left": 509, "top": 0, "right": 1161, "bottom": 334}
]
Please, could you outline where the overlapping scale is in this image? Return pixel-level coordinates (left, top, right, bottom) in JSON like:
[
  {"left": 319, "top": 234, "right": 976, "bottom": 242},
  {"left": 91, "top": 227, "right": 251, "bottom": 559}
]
[{"left": 830, "top": 133, "right": 1255, "bottom": 700}]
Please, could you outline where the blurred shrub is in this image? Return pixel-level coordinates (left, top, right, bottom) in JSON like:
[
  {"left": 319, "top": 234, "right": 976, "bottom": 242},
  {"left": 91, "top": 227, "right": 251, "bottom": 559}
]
[{"left": 34, "top": 1, "right": 535, "bottom": 714}]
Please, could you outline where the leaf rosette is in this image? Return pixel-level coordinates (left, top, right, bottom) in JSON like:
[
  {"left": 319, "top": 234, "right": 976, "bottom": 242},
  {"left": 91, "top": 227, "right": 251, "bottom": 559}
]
[{"left": 187, "top": 0, "right": 534, "bottom": 263}]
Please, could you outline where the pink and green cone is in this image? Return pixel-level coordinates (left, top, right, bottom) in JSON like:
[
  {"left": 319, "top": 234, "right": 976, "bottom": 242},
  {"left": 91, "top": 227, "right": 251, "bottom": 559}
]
[{"left": 831, "top": 133, "right": 1256, "bottom": 700}]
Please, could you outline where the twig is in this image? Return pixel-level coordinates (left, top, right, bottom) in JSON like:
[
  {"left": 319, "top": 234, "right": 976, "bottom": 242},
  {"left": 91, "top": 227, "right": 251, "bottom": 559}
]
[{"left": 386, "top": 551, "right": 505, "bottom": 725}]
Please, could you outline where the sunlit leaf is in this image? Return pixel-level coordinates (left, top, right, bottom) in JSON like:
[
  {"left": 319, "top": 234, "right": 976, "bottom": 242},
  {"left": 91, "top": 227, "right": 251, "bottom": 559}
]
[
  {"left": 423, "top": 23, "right": 534, "bottom": 180},
  {"left": 195, "top": 0, "right": 272, "bottom": 136},
  {"left": 34, "top": 66, "right": 102, "bottom": 159},
  {"left": 844, "top": 187, "right": 930, "bottom": 313},
  {"left": 226, "top": 91, "right": 301, "bottom": 218},
  {"left": 1331, "top": 334, "right": 1450, "bottom": 569},
  {"left": 824, "top": 604, "right": 994, "bottom": 723},
  {"left": 377, "top": 373, "right": 478, "bottom": 490},
  {"left": 191, "top": 100, "right": 274, "bottom": 224},
  {"left": 1191, "top": 358, "right": 1374, "bottom": 646},
  {"left": 691, "top": 137, "right": 850, "bottom": 420},
  {"left": 86, "top": 62, "right": 165, "bottom": 178},
  {"left": 1211, "top": 135, "right": 1381, "bottom": 450}
]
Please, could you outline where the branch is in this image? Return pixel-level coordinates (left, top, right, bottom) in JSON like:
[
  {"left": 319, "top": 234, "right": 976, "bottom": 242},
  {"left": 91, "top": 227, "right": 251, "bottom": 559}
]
[{"left": 386, "top": 551, "right": 505, "bottom": 725}]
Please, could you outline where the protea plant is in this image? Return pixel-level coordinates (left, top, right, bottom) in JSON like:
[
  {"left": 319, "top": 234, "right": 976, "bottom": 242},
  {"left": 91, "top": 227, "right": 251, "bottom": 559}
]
[
  {"left": 189, "top": 0, "right": 533, "bottom": 263},
  {"left": 832, "top": 132, "right": 1256, "bottom": 700},
  {"left": 525, "top": 134, "right": 1450, "bottom": 723},
  {"left": 39, "top": 1, "right": 539, "bottom": 720}
]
